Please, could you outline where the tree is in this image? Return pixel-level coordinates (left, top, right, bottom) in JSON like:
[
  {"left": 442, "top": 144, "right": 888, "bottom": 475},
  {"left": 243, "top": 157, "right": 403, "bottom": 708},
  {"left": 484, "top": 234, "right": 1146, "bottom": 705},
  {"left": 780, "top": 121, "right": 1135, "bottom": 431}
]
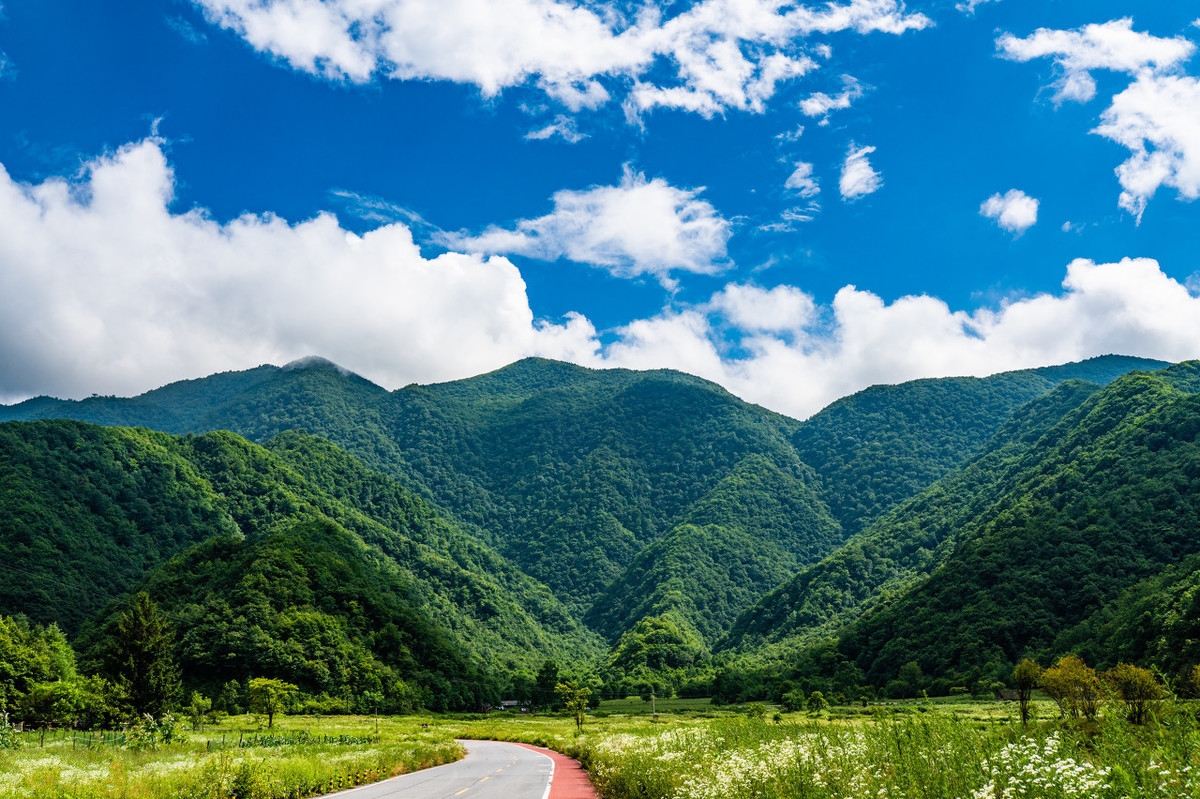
[
  {"left": 185, "top": 691, "right": 212, "bottom": 731},
  {"left": 1013, "top": 659, "right": 1042, "bottom": 725},
  {"left": 555, "top": 680, "right": 591, "bottom": 732},
  {"left": 1040, "top": 655, "right": 1103, "bottom": 720},
  {"left": 535, "top": 660, "right": 560, "bottom": 712},
  {"left": 1103, "top": 663, "right": 1166, "bottom": 725},
  {"left": 216, "top": 680, "right": 242, "bottom": 715},
  {"left": 108, "top": 593, "right": 181, "bottom": 718},
  {"left": 806, "top": 690, "right": 830, "bottom": 715},
  {"left": 248, "top": 678, "right": 298, "bottom": 729},
  {"left": 20, "top": 681, "right": 81, "bottom": 740}
]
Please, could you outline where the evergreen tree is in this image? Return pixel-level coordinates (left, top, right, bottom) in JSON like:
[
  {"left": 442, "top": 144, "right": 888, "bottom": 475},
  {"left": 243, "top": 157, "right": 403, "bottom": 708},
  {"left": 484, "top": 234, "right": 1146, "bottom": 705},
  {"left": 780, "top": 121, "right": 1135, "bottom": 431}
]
[{"left": 108, "top": 592, "right": 181, "bottom": 718}]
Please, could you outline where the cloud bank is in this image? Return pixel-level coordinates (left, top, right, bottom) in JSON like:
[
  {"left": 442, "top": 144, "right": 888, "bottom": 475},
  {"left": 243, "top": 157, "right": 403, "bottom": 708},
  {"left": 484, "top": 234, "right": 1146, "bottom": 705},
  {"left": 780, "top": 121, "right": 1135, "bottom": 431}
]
[
  {"left": 1, "top": 141, "right": 1197, "bottom": 419},
  {"left": 193, "top": 0, "right": 929, "bottom": 117},
  {"left": 999, "top": 18, "right": 1200, "bottom": 220}
]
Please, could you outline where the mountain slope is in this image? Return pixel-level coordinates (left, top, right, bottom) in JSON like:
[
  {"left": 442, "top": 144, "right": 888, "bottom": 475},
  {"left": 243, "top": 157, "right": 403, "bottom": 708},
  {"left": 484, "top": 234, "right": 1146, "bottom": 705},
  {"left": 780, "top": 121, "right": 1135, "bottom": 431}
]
[
  {"left": 832, "top": 363, "right": 1200, "bottom": 686},
  {"left": 723, "top": 378, "right": 1105, "bottom": 655},
  {"left": 585, "top": 454, "right": 841, "bottom": 644},
  {"left": 791, "top": 355, "right": 1166, "bottom": 537},
  {"left": 0, "top": 420, "right": 602, "bottom": 686}
]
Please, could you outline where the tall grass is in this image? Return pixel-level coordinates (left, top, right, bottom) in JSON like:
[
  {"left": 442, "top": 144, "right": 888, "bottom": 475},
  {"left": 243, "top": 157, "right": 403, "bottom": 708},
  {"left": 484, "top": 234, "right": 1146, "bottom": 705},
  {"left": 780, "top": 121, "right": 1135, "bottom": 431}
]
[
  {"left": 574, "top": 709, "right": 1200, "bottom": 799},
  {"left": 0, "top": 716, "right": 462, "bottom": 799}
]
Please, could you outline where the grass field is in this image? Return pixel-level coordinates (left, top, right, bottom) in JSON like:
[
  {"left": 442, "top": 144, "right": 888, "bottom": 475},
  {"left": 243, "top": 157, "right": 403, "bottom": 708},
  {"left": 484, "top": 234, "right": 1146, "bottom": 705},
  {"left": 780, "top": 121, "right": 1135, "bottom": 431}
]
[{"left": 2, "top": 697, "right": 1198, "bottom": 798}]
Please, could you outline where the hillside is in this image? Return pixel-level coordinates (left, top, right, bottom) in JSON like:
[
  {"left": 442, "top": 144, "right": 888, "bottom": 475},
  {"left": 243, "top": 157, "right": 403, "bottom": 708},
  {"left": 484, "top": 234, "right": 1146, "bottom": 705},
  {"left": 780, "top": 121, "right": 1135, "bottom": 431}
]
[
  {"left": 0, "top": 354, "right": 1166, "bottom": 649},
  {"left": 741, "top": 362, "right": 1200, "bottom": 692},
  {"left": 0, "top": 419, "right": 602, "bottom": 706},
  {"left": 791, "top": 355, "right": 1166, "bottom": 537}
]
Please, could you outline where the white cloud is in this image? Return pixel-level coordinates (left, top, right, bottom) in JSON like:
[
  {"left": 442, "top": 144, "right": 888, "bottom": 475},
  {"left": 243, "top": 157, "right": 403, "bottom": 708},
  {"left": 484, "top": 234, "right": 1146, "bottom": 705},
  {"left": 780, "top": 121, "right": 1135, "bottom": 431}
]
[
  {"left": 5, "top": 141, "right": 1197, "bottom": 423},
  {"left": 997, "top": 18, "right": 1195, "bottom": 104},
  {"left": 799, "top": 75, "right": 863, "bottom": 124},
  {"left": 0, "top": 139, "right": 598, "bottom": 402},
  {"left": 980, "top": 188, "right": 1039, "bottom": 233},
  {"left": 785, "top": 161, "right": 820, "bottom": 197},
  {"left": 592, "top": 258, "right": 1200, "bottom": 418},
  {"left": 1094, "top": 72, "right": 1200, "bottom": 221},
  {"left": 525, "top": 115, "right": 588, "bottom": 143},
  {"left": 998, "top": 19, "right": 1200, "bottom": 220},
  {"left": 956, "top": 0, "right": 997, "bottom": 15},
  {"left": 194, "top": 0, "right": 929, "bottom": 117},
  {"left": 839, "top": 143, "right": 881, "bottom": 200},
  {"left": 441, "top": 167, "right": 731, "bottom": 287}
]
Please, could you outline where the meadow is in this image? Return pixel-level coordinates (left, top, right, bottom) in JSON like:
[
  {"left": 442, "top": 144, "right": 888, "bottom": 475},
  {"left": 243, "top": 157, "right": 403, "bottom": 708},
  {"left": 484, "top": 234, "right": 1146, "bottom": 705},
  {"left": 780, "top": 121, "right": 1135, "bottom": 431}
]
[{"left": 2, "top": 697, "right": 1199, "bottom": 798}]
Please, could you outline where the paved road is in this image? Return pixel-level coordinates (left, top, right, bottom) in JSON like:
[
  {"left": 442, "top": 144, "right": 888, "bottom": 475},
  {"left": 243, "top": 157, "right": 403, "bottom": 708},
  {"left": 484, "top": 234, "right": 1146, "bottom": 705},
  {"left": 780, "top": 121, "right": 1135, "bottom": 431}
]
[{"left": 325, "top": 740, "right": 553, "bottom": 799}]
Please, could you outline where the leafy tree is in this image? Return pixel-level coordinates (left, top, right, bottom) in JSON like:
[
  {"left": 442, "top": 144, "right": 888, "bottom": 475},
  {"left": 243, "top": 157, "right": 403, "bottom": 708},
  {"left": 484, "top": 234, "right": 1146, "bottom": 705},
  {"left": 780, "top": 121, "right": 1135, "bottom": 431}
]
[
  {"left": 107, "top": 592, "right": 181, "bottom": 718},
  {"left": 216, "top": 680, "right": 243, "bottom": 715},
  {"left": 19, "top": 681, "right": 81, "bottom": 735},
  {"left": 1013, "top": 659, "right": 1042, "bottom": 725},
  {"left": 535, "top": 660, "right": 560, "bottom": 711},
  {"left": 806, "top": 691, "right": 829, "bottom": 715},
  {"left": 556, "top": 680, "right": 591, "bottom": 731},
  {"left": 248, "top": 678, "right": 298, "bottom": 729},
  {"left": 1040, "top": 655, "right": 1104, "bottom": 720},
  {"left": 1103, "top": 663, "right": 1166, "bottom": 725},
  {"left": 185, "top": 691, "right": 212, "bottom": 731},
  {"left": 780, "top": 690, "right": 805, "bottom": 712}
]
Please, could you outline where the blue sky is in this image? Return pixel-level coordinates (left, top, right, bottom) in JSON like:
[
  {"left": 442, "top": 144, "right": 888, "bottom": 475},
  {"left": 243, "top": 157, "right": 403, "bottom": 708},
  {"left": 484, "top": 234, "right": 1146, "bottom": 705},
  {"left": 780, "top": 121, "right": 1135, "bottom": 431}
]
[{"left": 1, "top": 0, "right": 1199, "bottom": 417}]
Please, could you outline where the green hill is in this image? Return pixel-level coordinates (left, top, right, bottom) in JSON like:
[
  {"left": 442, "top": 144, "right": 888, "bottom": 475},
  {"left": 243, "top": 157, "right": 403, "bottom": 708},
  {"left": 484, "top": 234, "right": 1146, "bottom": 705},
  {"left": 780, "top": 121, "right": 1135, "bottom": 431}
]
[
  {"left": 825, "top": 363, "right": 1200, "bottom": 689},
  {"left": 0, "top": 354, "right": 1168, "bottom": 652},
  {"left": 0, "top": 419, "right": 602, "bottom": 707},
  {"left": 791, "top": 356, "right": 1166, "bottom": 537}
]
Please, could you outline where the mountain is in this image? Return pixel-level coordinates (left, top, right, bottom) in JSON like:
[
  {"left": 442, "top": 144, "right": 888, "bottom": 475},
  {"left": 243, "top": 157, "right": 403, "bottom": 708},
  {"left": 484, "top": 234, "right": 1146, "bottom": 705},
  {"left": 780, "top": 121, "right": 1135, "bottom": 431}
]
[
  {"left": 0, "top": 354, "right": 1167, "bottom": 650},
  {"left": 790, "top": 355, "right": 1167, "bottom": 537},
  {"left": 0, "top": 419, "right": 602, "bottom": 707},
  {"left": 725, "top": 361, "right": 1200, "bottom": 693}
]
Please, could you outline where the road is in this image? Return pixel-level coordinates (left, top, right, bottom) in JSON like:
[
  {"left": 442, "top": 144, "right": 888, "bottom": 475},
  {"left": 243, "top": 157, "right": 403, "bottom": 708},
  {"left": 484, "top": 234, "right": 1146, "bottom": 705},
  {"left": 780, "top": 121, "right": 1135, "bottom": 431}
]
[{"left": 325, "top": 740, "right": 554, "bottom": 799}]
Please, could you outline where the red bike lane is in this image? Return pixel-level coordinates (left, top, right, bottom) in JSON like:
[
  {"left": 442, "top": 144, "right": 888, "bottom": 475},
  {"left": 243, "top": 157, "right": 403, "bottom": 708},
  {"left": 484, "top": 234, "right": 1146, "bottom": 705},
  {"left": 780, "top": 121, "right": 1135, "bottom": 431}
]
[{"left": 511, "top": 743, "right": 601, "bottom": 799}]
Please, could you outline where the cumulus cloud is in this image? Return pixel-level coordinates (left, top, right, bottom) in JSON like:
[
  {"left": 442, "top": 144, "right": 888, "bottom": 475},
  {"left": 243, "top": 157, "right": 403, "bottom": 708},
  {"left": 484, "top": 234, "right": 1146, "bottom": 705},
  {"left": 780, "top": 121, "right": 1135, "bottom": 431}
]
[
  {"left": 980, "top": 189, "right": 1039, "bottom": 233},
  {"left": 193, "top": 0, "right": 929, "bottom": 117},
  {"left": 997, "top": 18, "right": 1195, "bottom": 104},
  {"left": 0, "top": 139, "right": 598, "bottom": 402},
  {"left": 1094, "top": 73, "right": 1200, "bottom": 220},
  {"left": 785, "top": 161, "right": 820, "bottom": 197},
  {"left": 441, "top": 167, "right": 731, "bottom": 286},
  {"left": 592, "top": 258, "right": 1200, "bottom": 418},
  {"left": 799, "top": 75, "right": 863, "bottom": 124},
  {"left": 998, "top": 19, "right": 1200, "bottom": 220},
  {"left": 4, "top": 141, "right": 1197, "bottom": 421},
  {"left": 839, "top": 143, "right": 881, "bottom": 200}
]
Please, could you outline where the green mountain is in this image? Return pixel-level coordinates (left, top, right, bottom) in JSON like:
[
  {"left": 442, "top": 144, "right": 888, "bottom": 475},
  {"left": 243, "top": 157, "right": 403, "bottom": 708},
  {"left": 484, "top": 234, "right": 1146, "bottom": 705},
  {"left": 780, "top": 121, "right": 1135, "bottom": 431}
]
[
  {"left": 0, "top": 419, "right": 601, "bottom": 707},
  {"left": 0, "top": 353, "right": 1168, "bottom": 655},
  {"left": 724, "top": 378, "right": 1105, "bottom": 656},
  {"left": 585, "top": 455, "right": 840, "bottom": 645},
  {"left": 791, "top": 355, "right": 1166, "bottom": 537},
  {"left": 727, "top": 362, "right": 1200, "bottom": 692}
]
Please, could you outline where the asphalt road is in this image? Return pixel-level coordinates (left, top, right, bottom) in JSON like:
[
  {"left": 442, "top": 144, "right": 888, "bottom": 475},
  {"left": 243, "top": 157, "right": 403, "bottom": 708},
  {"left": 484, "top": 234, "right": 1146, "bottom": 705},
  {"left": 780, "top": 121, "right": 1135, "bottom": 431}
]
[{"left": 325, "top": 740, "right": 553, "bottom": 799}]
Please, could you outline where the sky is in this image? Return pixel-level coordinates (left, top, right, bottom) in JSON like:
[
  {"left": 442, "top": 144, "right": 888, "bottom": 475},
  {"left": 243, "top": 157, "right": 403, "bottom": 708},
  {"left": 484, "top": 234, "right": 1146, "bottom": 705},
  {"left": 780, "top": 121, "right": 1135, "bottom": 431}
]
[{"left": 1, "top": 0, "right": 1199, "bottom": 418}]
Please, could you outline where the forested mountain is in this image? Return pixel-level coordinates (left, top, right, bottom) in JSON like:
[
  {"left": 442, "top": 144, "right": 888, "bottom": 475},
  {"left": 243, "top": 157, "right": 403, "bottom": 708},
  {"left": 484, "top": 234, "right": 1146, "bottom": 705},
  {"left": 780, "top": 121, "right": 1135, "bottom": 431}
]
[
  {"left": 723, "top": 362, "right": 1200, "bottom": 696},
  {"left": 0, "top": 419, "right": 601, "bottom": 708},
  {"left": 0, "top": 353, "right": 1172, "bottom": 674},
  {"left": 791, "top": 355, "right": 1165, "bottom": 536}
]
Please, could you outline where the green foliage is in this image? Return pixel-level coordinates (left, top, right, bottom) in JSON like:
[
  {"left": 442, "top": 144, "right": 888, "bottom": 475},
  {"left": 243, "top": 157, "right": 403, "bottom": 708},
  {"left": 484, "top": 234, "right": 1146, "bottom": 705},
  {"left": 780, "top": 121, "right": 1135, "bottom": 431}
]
[
  {"left": 1013, "top": 658, "right": 1041, "bottom": 724},
  {"left": 102, "top": 592, "right": 182, "bottom": 719},
  {"left": 248, "top": 678, "right": 299, "bottom": 728},
  {"left": 0, "top": 615, "right": 77, "bottom": 719},
  {"left": 607, "top": 614, "right": 706, "bottom": 675},
  {"left": 1103, "top": 663, "right": 1166, "bottom": 725},
  {"left": 186, "top": 691, "right": 212, "bottom": 731},
  {"left": 1041, "top": 655, "right": 1104, "bottom": 720},
  {"left": 556, "top": 680, "right": 591, "bottom": 730}
]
